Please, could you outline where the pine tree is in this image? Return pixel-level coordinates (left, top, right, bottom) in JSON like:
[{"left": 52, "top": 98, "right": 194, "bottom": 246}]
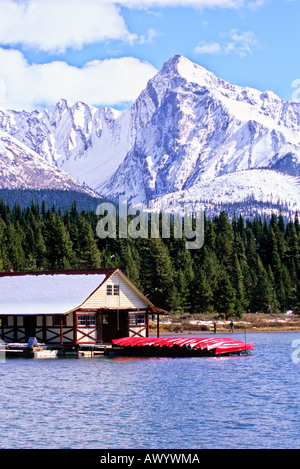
[
  {"left": 266, "top": 227, "right": 283, "bottom": 287},
  {"left": 245, "top": 226, "right": 259, "bottom": 271},
  {"left": 0, "top": 218, "right": 7, "bottom": 270},
  {"left": 41, "top": 200, "right": 47, "bottom": 219},
  {"left": 253, "top": 259, "right": 273, "bottom": 313},
  {"left": 294, "top": 211, "right": 299, "bottom": 235},
  {"left": 214, "top": 269, "right": 236, "bottom": 319},
  {"left": 0, "top": 198, "right": 299, "bottom": 318},
  {"left": 44, "top": 212, "right": 75, "bottom": 269},
  {"left": 5, "top": 222, "right": 25, "bottom": 271},
  {"left": 146, "top": 238, "right": 175, "bottom": 310},
  {"left": 285, "top": 221, "right": 300, "bottom": 279},
  {"left": 277, "top": 265, "right": 293, "bottom": 312},
  {"left": 26, "top": 213, "right": 46, "bottom": 268},
  {"left": 77, "top": 217, "right": 101, "bottom": 268},
  {"left": 191, "top": 246, "right": 218, "bottom": 313},
  {"left": 231, "top": 254, "right": 248, "bottom": 317},
  {"left": 204, "top": 218, "right": 216, "bottom": 251},
  {"left": 215, "top": 211, "right": 234, "bottom": 271},
  {"left": 278, "top": 211, "right": 285, "bottom": 234},
  {"left": 174, "top": 270, "right": 191, "bottom": 312},
  {"left": 234, "top": 232, "right": 247, "bottom": 264},
  {"left": 120, "top": 241, "right": 140, "bottom": 288},
  {"left": 192, "top": 270, "right": 214, "bottom": 313}
]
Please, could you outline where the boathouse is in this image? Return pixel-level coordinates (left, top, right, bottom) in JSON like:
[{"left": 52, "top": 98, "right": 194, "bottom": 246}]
[{"left": 0, "top": 269, "right": 166, "bottom": 345}]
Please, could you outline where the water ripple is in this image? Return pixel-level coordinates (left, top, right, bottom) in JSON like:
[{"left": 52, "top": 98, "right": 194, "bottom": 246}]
[{"left": 0, "top": 332, "right": 299, "bottom": 449}]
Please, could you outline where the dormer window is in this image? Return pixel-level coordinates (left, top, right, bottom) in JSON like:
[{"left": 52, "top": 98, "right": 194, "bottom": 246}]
[{"left": 106, "top": 284, "right": 119, "bottom": 295}]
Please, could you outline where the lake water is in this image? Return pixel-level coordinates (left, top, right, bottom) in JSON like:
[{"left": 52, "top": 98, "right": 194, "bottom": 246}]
[{"left": 0, "top": 332, "right": 299, "bottom": 450}]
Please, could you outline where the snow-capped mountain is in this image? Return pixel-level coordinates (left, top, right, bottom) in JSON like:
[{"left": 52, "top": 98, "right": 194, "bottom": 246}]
[
  {"left": 0, "top": 100, "right": 135, "bottom": 192},
  {"left": 0, "top": 54, "right": 299, "bottom": 216},
  {"left": 148, "top": 169, "right": 299, "bottom": 220},
  {"left": 0, "top": 131, "right": 99, "bottom": 195},
  {"left": 98, "top": 55, "right": 300, "bottom": 214}
]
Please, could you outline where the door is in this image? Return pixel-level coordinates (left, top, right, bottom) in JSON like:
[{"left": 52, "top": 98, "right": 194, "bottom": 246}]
[
  {"left": 24, "top": 316, "right": 37, "bottom": 342},
  {"left": 102, "top": 310, "right": 127, "bottom": 343}
]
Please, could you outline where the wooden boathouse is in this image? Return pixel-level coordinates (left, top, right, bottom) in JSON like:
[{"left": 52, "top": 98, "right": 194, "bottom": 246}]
[{"left": 0, "top": 269, "right": 167, "bottom": 346}]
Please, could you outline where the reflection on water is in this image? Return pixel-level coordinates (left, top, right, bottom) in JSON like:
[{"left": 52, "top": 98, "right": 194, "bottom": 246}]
[{"left": 0, "top": 332, "right": 299, "bottom": 449}]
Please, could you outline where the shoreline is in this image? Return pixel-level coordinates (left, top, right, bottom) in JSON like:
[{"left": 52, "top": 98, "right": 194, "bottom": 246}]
[
  {"left": 150, "top": 328, "right": 300, "bottom": 335},
  {"left": 149, "top": 313, "right": 300, "bottom": 335}
]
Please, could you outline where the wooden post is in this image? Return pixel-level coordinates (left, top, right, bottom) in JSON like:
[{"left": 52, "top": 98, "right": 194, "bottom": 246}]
[
  {"left": 14, "top": 316, "right": 18, "bottom": 342},
  {"left": 73, "top": 312, "right": 77, "bottom": 345},
  {"left": 96, "top": 311, "right": 102, "bottom": 344},
  {"left": 0, "top": 316, "right": 3, "bottom": 341},
  {"left": 42, "top": 316, "right": 47, "bottom": 343},
  {"left": 60, "top": 316, "right": 63, "bottom": 345},
  {"left": 146, "top": 312, "right": 149, "bottom": 337},
  {"left": 157, "top": 314, "right": 160, "bottom": 338},
  {"left": 126, "top": 310, "right": 129, "bottom": 339}
]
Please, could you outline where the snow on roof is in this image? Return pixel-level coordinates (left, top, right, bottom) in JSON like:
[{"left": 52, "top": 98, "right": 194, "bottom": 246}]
[{"left": 0, "top": 272, "right": 107, "bottom": 315}]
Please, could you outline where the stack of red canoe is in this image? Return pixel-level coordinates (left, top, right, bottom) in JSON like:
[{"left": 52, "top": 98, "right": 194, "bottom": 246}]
[{"left": 111, "top": 336, "right": 254, "bottom": 357}]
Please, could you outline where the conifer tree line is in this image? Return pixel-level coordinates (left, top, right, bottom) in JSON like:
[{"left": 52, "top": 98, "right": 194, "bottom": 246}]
[{"left": 0, "top": 198, "right": 299, "bottom": 318}]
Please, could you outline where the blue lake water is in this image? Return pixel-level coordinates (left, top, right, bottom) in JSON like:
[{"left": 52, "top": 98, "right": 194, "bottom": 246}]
[{"left": 0, "top": 332, "right": 299, "bottom": 449}]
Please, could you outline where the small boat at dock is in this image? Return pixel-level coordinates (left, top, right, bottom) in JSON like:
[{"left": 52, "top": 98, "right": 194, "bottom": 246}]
[{"left": 4, "top": 337, "right": 58, "bottom": 358}]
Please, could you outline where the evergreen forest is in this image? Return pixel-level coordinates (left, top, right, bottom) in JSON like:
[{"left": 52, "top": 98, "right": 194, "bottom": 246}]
[{"left": 0, "top": 198, "right": 299, "bottom": 318}]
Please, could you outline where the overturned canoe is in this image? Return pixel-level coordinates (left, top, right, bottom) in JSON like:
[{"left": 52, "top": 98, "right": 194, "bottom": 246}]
[{"left": 111, "top": 336, "right": 254, "bottom": 357}]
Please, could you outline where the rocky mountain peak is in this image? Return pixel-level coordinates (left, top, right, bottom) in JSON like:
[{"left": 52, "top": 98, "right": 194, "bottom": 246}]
[{"left": 0, "top": 55, "right": 299, "bottom": 218}]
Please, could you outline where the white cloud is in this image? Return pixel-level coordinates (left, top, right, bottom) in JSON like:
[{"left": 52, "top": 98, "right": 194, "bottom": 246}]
[
  {"left": 195, "top": 29, "right": 259, "bottom": 57},
  {"left": 0, "top": 48, "right": 158, "bottom": 110},
  {"left": 0, "top": 1, "right": 264, "bottom": 53},
  {"left": 248, "top": 0, "right": 266, "bottom": 8},
  {"left": 138, "top": 28, "right": 160, "bottom": 44},
  {"left": 194, "top": 41, "right": 221, "bottom": 54},
  {"left": 0, "top": 0, "right": 136, "bottom": 53},
  {"left": 114, "top": 0, "right": 244, "bottom": 7},
  {"left": 224, "top": 29, "right": 259, "bottom": 57}
]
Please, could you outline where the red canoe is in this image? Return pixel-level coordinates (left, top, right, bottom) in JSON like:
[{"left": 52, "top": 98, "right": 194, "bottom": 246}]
[{"left": 111, "top": 336, "right": 254, "bottom": 357}]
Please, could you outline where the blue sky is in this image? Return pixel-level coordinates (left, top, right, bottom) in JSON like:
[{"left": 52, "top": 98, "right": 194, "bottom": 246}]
[{"left": 0, "top": 0, "right": 299, "bottom": 110}]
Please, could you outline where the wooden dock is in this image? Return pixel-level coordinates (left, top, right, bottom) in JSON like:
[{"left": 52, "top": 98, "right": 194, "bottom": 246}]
[
  {"left": 4, "top": 339, "right": 112, "bottom": 359},
  {"left": 57, "top": 344, "right": 112, "bottom": 357}
]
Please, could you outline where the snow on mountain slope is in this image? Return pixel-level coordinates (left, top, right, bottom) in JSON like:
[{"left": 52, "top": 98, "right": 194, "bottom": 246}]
[
  {"left": 0, "top": 99, "right": 135, "bottom": 191},
  {"left": 148, "top": 169, "right": 300, "bottom": 219},
  {"left": 0, "top": 54, "right": 299, "bottom": 216},
  {"left": 97, "top": 55, "right": 300, "bottom": 208},
  {"left": 0, "top": 131, "right": 99, "bottom": 194}
]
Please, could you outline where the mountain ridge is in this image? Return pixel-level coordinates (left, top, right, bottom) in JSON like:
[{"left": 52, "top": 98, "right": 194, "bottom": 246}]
[
  {"left": 0, "top": 54, "right": 299, "bottom": 217},
  {"left": 0, "top": 130, "right": 100, "bottom": 197}
]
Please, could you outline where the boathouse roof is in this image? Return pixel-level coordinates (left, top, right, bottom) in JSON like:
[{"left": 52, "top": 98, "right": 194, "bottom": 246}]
[
  {"left": 0, "top": 269, "right": 168, "bottom": 316},
  {"left": 0, "top": 269, "right": 115, "bottom": 315}
]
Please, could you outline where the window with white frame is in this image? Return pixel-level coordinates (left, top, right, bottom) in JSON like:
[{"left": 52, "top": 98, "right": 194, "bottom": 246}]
[
  {"left": 128, "top": 312, "right": 146, "bottom": 326},
  {"left": 87, "top": 315, "right": 96, "bottom": 326},
  {"left": 113, "top": 285, "right": 119, "bottom": 296},
  {"left": 77, "top": 315, "right": 86, "bottom": 326},
  {"left": 137, "top": 313, "right": 146, "bottom": 325},
  {"left": 128, "top": 313, "right": 136, "bottom": 325},
  {"left": 77, "top": 314, "right": 96, "bottom": 327},
  {"left": 106, "top": 285, "right": 112, "bottom": 295}
]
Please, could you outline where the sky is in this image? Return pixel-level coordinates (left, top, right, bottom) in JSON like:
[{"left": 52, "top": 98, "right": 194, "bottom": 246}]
[{"left": 0, "top": 0, "right": 299, "bottom": 111}]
